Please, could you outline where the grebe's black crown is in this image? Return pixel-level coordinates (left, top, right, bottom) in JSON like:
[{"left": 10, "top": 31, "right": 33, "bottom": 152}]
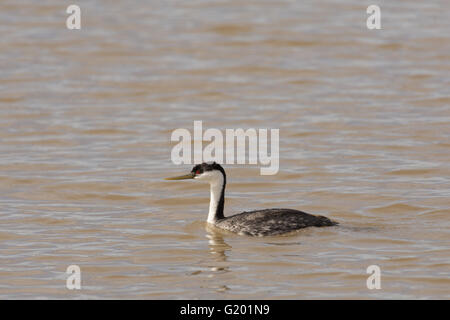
[{"left": 191, "top": 162, "right": 226, "bottom": 178}]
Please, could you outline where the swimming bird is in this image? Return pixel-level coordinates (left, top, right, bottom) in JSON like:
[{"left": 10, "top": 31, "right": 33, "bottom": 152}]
[{"left": 165, "top": 162, "right": 337, "bottom": 236}]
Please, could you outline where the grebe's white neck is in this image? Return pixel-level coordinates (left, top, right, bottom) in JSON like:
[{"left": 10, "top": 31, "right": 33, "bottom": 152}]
[
  {"left": 194, "top": 170, "right": 226, "bottom": 223},
  {"left": 207, "top": 175, "right": 224, "bottom": 223}
]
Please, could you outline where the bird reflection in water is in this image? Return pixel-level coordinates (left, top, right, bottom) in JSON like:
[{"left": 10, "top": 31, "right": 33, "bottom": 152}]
[
  {"left": 205, "top": 223, "right": 231, "bottom": 268},
  {"left": 203, "top": 224, "right": 233, "bottom": 293}
]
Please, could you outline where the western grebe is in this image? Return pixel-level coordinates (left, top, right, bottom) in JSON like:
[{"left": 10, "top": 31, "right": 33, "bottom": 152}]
[{"left": 165, "top": 162, "right": 337, "bottom": 236}]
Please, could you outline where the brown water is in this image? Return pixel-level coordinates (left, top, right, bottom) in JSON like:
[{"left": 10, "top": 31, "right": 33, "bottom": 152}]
[{"left": 0, "top": 0, "right": 449, "bottom": 299}]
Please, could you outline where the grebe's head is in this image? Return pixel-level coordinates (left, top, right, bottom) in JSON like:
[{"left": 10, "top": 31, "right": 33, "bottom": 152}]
[{"left": 165, "top": 162, "right": 226, "bottom": 185}]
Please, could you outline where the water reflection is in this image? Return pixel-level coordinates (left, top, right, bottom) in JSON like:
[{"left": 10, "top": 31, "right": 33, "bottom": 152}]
[
  {"left": 204, "top": 225, "right": 232, "bottom": 293},
  {"left": 205, "top": 224, "right": 231, "bottom": 271}
]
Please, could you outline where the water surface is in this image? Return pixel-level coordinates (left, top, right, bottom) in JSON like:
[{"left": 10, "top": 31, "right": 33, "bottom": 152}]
[{"left": 0, "top": 0, "right": 449, "bottom": 299}]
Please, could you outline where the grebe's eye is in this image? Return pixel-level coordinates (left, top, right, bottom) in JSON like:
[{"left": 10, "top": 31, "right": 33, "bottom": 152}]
[{"left": 196, "top": 170, "right": 201, "bottom": 174}]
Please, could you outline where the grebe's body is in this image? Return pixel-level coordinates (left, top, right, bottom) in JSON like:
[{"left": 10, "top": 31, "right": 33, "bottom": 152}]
[
  {"left": 214, "top": 208, "right": 336, "bottom": 237},
  {"left": 166, "top": 162, "right": 337, "bottom": 237}
]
